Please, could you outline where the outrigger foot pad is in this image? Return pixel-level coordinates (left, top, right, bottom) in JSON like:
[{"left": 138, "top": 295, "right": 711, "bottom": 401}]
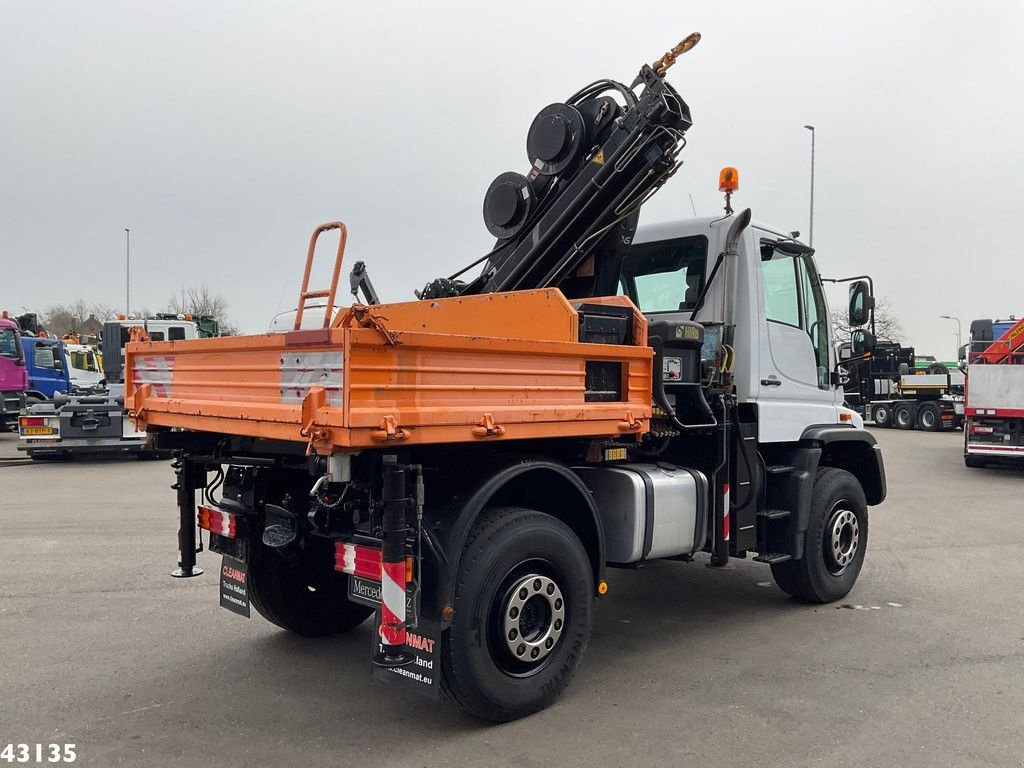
[
  {"left": 170, "top": 566, "right": 204, "bottom": 578},
  {"left": 371, "top": 649, "right": 415, "bottom": 668}
]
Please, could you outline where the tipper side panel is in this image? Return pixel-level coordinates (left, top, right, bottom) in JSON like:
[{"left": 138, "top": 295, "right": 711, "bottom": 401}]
[{"left": 127, "top": 290, "right": 653, "bottom": 449}]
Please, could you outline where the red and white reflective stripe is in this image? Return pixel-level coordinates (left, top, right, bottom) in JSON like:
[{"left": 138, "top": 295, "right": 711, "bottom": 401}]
[
  {"left": 722, "top": 483, "right": 730, "bottom": 542},
  {"left": 197, "top": 505, "right": 238, "bottom": 538},
  {"left": 133, "top": 355, "right": 175, "bottom": 398},
  {"left": 333, "top": 542, "right": 382, "bottom": 579},
  {"left": 379, "top": 560, "right": 407, "bottom": 647}
]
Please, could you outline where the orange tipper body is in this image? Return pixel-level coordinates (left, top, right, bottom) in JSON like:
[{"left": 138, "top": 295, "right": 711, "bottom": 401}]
[{"left": 125, "top": 289, "right": 652, "bottom": 453}]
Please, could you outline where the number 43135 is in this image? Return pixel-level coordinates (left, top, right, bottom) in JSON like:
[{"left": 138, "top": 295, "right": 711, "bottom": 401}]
[{"left": 0, "top": 744, "right": 76, "bottom": 763}]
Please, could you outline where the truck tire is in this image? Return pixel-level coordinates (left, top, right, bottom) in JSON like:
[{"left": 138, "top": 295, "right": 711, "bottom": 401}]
[
  {"left": 871, "top": 403, "right": 891, "bottom": 428},
  {"left": 247, "top": 547, "right": 373, "bottom": 637},
  {"left": 770, "top": 468, "right": 868, "bottom": 603},
  {"left": 964, "top": 454, "right": 988, "bottom": 469},
  {"left": 893, "top": 403, "right": 914, "bottom": 430},
  {"left": 441, "top": 507, "right": 594, "bottom": 722},
  {"left": 916, "top": 403, "right": 941, "bottom": 432}
]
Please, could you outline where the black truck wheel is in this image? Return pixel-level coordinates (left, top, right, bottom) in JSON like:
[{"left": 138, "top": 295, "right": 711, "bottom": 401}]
[
  {"left": 247, "top": 547, "right": 373, "bottom": 637},
  {"left": 441, "top": 507, "right": 594, "bottom": 722},
  {"left": 965, "top": 454, "right": 988, "bottom": 468},
  {"left": 916, "top": 403, "right": 941, "bottom": 432},
  {"left": 771, "top": 468, "right": 868, "bottom": 603},
  {"left": 871, "top": 403, "right": 891, "bottom": 427},
  {"left": 893, "top": 403, "right": 915, "bottom": 430}
]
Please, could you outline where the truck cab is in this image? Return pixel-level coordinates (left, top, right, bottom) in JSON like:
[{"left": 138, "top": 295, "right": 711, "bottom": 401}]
[
  {"left": 22, "top": 336, "right": 72, "bottom": 402},
  {"left": 65, "top": 343, "right": 102, "bottom": 391},
  {"left": 0, "top": 315, "right": 28, "bottom": 429},
  {"left": 624, "top": 215, "right": 851, "bottom": 442}
]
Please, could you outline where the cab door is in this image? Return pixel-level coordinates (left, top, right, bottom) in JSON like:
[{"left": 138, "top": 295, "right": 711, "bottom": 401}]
[
  {"left": 755, "top": 236, "right": 838, "bottom": 442},
  {"left": 27, "top": 341, "right": 70, "bottom": 398}
]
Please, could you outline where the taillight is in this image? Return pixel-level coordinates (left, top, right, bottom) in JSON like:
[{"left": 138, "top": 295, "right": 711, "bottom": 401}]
[
  {"left": 19, "top": 417, "right": 44, "bottom": 427},
  {"left": 335, "top": 542, "right": 382, "bottom": 579},
  {"left": 334, "top": 541, "right": 413, "bottom": 583},
  {"left": 197, "top": 505, "right": 240, "bottom": 539}
]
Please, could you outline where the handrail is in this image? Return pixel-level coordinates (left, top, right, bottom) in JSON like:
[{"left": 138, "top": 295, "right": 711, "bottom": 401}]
[{"left": 293, "top": 222, "right": 348, "bottom": 331}]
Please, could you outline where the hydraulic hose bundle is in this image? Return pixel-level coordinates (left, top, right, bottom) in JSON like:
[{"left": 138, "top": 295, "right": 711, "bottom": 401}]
[{"left": 421, "top": 34, "right": 699, "bottom": 300}]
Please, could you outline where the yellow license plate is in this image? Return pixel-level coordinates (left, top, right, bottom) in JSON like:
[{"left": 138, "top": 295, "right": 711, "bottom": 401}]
[{"left": 22, "top": 426, "right": 55, "bottom": 436}]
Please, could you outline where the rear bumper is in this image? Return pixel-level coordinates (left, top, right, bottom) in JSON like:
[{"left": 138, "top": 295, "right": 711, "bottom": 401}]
[{"left": 19, "top": 436, "right": 148, "bottom": 455}]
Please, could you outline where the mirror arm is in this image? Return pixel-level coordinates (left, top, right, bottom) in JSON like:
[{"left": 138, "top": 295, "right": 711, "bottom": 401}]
[{"left": 822, "top": 273, "right": 877, "bottom": 338}]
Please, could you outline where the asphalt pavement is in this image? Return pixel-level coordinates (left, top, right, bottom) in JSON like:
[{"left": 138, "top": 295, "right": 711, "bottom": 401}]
[{"left": 1, "top": 427, "right": 1022, "bottom": 768}]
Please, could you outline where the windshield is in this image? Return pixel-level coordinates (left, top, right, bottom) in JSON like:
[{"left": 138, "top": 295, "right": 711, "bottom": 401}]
[
  {"left": 70, "top": 350, "right": 98, "bottom": 372},
  {"left": 619, "top": 235, "right": 708, "bottom": 313},
  {"left": 0, "top": 328, "right": 21, "bottom": 359}
]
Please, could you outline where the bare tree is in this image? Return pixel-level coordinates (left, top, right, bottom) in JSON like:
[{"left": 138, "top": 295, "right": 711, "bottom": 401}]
[
  {"left": 41, "top": 301, "right": 118, "bottom": 337},
  {"left": 167, "top": 285, "right": 236, "bottom": 334},
  {"left": 830, "top": 297, "right": 905, "bottom": 345}
]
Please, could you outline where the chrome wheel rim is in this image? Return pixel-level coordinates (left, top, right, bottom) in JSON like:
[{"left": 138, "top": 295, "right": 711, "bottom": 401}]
[
  {"left": 826, "top": 505, "right": 860, "bottom": 575},
  {"left": 501, "top": 573, "right": 565, "bottom": 665}
]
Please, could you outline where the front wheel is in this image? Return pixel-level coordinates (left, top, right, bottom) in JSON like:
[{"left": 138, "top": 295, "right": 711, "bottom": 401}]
[
  {"left": 441, "top": 507, "right": 594, "bottom": 722},
  {"left": 771, "top": 467, "right": 869, "bottom": 603}
]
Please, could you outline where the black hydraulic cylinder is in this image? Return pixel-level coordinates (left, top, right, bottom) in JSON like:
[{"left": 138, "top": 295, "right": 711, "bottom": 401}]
[
  {"left": 171, "top": 458, "right": 204, "bottom": 578},
  {"left": 373, "top": 459, "right": 414, "bottom": 667}
]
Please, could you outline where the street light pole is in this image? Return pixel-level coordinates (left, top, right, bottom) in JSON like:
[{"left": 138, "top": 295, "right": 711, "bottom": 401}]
[
  {"left": 939, "top": 314, "right": 962, "bottom": 359},
  {"left": 803, "top": 125, "right": 815, "bottom": 247},
  {"left": 125, "top": 228, "right": 130, "bottom": 317}
]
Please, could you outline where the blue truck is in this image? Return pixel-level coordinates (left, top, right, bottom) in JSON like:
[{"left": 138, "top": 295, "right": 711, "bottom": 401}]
[{"left": 22, "top": 336, "right": 72, "bottom": 405}]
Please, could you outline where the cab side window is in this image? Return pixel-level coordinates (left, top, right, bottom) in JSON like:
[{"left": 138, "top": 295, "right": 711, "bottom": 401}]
[
  {"left": 761, "top": 255, "right": 800, "bottom": 327},
  {"left": 168, "top": 326, "right": 186, "bottom": 341}
]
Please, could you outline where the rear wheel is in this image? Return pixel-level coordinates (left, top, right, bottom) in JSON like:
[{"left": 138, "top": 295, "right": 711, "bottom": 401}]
[
  {"left": 916, "top": 403, "right": 941, "bottom": 432},
  {"left": 441, "top": 507, "right": 594, "bottom": 722},
  {"left": 894, "top": 403, "right": 915, "bottom": 430},
  {"left": 964, "top": 454, "right": 988, "bottom": 468},
  {"left": 771, "top": 468, "right": 868, "bottom": 603},
  {"left": 871, "top": 403, "right": 891, "bottom": 428},
  {"left": 247, "top": 546, "right": 373, "bottom": 637}
]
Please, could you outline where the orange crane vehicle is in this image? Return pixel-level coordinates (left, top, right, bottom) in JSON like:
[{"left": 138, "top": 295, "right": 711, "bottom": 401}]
[{"left": 126, "top": 35, "right": 886, "bottom": 721}]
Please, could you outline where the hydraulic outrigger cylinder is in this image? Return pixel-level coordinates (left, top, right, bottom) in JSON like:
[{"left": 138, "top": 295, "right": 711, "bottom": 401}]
[
  {"left": 372, "top": 459, "right": 414, "bottom": 667},
  {"left": 170, "top": 455, "right": 204, "bottom": 578}
]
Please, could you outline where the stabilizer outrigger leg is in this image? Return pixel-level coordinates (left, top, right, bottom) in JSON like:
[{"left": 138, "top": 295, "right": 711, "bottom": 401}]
[{"left": 170, "top": 453, "right": 204, "bottom": 578}]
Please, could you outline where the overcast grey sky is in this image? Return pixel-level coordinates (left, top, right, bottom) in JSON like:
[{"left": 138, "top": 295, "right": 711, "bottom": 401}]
[{"left": 3, "top": 1, "right": 1022, "bottom": 358}]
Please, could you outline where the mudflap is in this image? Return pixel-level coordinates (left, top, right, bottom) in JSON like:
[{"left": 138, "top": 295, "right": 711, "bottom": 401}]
[
  {"left": 219, "top": 555, "right": 250, "bottom": 618},
  {"left": 369, "top": 609, "right": 442, "bottom": 699}
]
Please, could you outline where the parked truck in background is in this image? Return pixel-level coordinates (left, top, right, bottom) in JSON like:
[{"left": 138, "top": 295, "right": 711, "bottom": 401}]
[
  {"left": 123, "top": 37, "right": 886, "bottom": 721},
  {"left": 840, "top": 340, "right": 962, "bottom": 431},
  {"left": 18, "top": 316, "right": 215, "bottom": 459},
  {"left": 22, "top": 336, "right": 72, "bottom": 403},
  {"left": 0, "top": 312, "right": 27, "bottom": 430},
  {"left": 963, "top": 315, "right": 1024, "bottom": 467}
]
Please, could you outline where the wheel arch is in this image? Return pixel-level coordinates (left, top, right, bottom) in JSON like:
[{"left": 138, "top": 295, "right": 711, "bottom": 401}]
[
  {"left": 760, "top": 425, "right": 885, "bottom": 560},
  {"left": 431, "top": 455, "right": 605, "bottom": 618},
  {"left": 801, "top": 425, "right": 886, "bottom": 506}
]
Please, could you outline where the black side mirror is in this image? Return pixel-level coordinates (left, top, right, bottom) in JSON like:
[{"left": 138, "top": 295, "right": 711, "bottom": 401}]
[
  {"left": 848, "top": 280, "right": 875, "bottom": 327},
  {"left": 851, "top": 329, "right": 876, "bottom": 355}
]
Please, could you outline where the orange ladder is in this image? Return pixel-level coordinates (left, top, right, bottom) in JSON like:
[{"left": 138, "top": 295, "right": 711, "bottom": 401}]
[{"left": 293, "top": 222, "right": 348, "bottom": 331}]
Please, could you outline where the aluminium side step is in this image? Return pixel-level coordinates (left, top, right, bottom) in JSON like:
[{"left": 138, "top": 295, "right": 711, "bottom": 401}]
[{"left": 753, "top": 552, "right": 792, "bottom": 564}]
